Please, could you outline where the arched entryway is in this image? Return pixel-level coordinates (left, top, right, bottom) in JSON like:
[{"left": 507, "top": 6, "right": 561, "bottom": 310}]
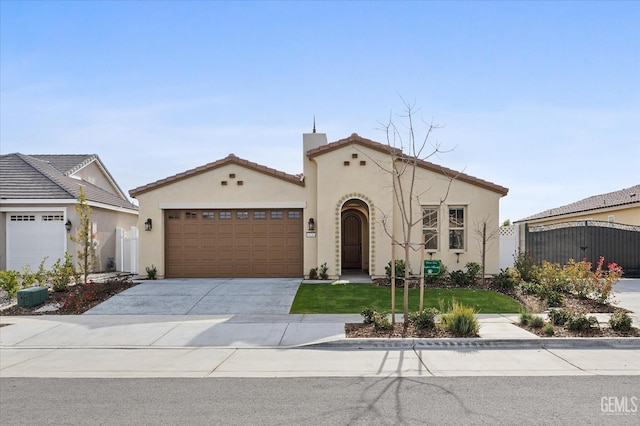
[{"left": 341, "top": 199, "right": 370, "bottom": 273}]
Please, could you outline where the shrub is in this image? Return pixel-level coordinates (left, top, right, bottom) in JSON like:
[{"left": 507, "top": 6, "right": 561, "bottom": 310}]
[
  {"left": 529, "top": 316, "right": 545, "bottom": 328},
  {"left": 493, "top": 267, "right": 521, "bottom": 289},
  {"left": 548, "top": 308, "right": 572, "bottom": 326},
  {"left": 0, "top": 270, "right": 20, "bottom": 298},
  {"left": 545, "top": 290, "right": 564, "bottom": 307},
  {"left": 520, "top": 281, "right": 542, "bottom": 295},
  {"left": 318, "top": 263, "right": 329, "bottom": 280},
  {"left": 565, "top": 311, "right": 598, "bottom": 331},
  {"left": 514, "top": 251, "right": 538, "bottom": 283},
  {"left": 543, "top": 323, "right": 554, "bottom": 336},
  {"left": 449, "top": 270, "right": 468, "bottom": 287},
  {"left": 308, "top": 268, "right": 318, "bottom": 280},
  {"left": 361, "top": 308, "right": 375, "bottom": 324},
  {"left": 19, "top": 264, "right": 38, "bottom": 289},
  {"left": 464, "top": 262, "right": 481, "bottom": 285},
  {"left": 609, "top": 309, "right": 633, "bottom": 332},
  {"left": 449, "top": 263, "right": 481, "bottom": 287},
  {"left": 440, "top": 300, "right": 479, "bottom": 336},
  {"left": 519, "top": 311, "right": 534, "bottom": 326},
  {"left": 50, "top": 253, "right": 76, "bottom": 292},
  {"left": 385, "top": 260, "right": 407, "bottom": 282},
  {"left": 146, "top": 265, "right": 157, "bottom": 280},
  {"left": 410, "top": 308, "right": 438, "bottom": 329},
  {"left": 372, "top": 311, "right": 393, "bottom": 330}
]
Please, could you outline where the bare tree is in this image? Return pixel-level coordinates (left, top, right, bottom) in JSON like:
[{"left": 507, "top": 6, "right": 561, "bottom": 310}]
[
  {"left": 473, "top": 216, "right": 500, "bottom": 285},
  {"left": 370, "top": 98, "right": 456, "bottom": 323}
]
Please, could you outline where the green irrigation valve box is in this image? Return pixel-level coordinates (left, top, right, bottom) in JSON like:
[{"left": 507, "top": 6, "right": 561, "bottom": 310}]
[
  {"left": 424, "top": 260, "right": 441, "bottom": 276},
  {"left": 17, "top": 286, "right": 49, "bottom": 308}
]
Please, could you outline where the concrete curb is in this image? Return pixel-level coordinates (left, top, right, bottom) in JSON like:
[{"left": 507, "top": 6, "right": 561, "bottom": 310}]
[{"left": 304, "top": 337, "right": 640, "bottom": 350}]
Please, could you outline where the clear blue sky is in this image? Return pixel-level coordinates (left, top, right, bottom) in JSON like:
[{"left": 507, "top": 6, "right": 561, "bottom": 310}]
[{"left": 1, "top": 1, "right": 638, "bottom": 222}]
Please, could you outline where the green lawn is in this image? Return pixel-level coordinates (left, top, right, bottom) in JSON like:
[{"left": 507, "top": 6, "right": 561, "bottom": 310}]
[{"left": 289, "top": 283, "right": 522, "bottom": 314}]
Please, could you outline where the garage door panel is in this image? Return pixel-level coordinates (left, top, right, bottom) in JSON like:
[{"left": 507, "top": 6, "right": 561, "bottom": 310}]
[{"left": 165, "top": 209, "right": 302, "bottom": 278}]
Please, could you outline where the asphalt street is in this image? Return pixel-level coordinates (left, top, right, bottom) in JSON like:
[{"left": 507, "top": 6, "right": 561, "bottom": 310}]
[{"left": 1, "top": 376, "right": 638, "bottom": 425}]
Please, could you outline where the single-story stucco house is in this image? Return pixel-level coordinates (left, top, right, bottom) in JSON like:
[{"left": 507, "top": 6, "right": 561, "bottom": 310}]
[
  {"left": 513, "top": 184, "right": 640, "bottom": 276},
  {"left": 130, "top": 132, "right": 509, "bottom": 279},
  {"left": 0, "top": 153, "right": 139, "bottom": 272}
]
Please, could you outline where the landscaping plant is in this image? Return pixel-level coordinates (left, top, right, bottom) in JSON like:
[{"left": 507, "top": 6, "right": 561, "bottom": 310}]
[
  {"left": 409, "top": 308, "right": 438, "bottom": 329},
  {"left": 608, "top": 309, "right": 633, "bottom": 332},
  {"left": 49, "top": 253, "right": 76, "bottom": 292},
  {"left": 439, "top": 300, "right": 479, "bottom": 336},
  {"left": 0, "top": 270, "right": 21, "bottom": 298}
]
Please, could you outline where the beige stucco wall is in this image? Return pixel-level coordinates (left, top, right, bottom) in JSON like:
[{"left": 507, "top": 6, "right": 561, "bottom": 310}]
[
  {"left": 308, "top": 143, "right": 504, "bottom": 278},
  {"left": 66, "top": 205, "right": 138, "bottom": 272},
  {"left": 134, "top": 163, "right": 308, "bottom": 278},
  {"left": 135, "top": 136, "right": 505, "bottom": 279}
]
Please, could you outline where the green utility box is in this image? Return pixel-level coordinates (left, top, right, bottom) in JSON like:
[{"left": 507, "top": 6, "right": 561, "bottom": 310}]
[{"left": 17, "top": 287, "right": 49, "bottom": 308}]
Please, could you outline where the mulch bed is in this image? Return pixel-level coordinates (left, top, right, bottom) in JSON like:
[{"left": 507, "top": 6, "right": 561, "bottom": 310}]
[
  {"left": 518, "top": 323, "right": 640, "bottom": 338},
  {"left": 0, "top": 278, "right": 139, "bottom": 316},
  {"left": 346, "top": 322, "right": 477, "bottom": 339}
]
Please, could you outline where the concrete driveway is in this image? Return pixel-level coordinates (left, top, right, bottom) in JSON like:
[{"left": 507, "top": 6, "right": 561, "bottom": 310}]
[{"left": 85, "top": 278, "right": 302, "bottom": 315}]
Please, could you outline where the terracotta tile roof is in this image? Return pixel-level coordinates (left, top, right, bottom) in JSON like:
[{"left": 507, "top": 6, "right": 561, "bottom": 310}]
[
  {"left": 0, "top": 153, "right": 138, "bottom": 211},
  {"left": 307, "top": 133, "right": 509, "bottom": 196},
  {"left": 129, "top": 154, "right": 305, "bottom": 197},
  {"left": 516, "top": 184, "right": 640, "bottom": 223}
]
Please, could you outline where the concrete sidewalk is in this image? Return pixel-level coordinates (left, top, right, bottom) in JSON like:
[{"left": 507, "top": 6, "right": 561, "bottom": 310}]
[{"left": 1, "top": 313, "right": 639, "bottom": 378}]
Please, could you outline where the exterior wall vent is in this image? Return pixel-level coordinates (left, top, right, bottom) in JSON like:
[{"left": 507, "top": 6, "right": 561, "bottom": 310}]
[
  {"left": 360, "top": 161, "right": 366, "bottom": 166},
  {"left": 221, "top": 181, "right": 228, "bottom": 186},
  {"left": 237, "top": 181, "right": 244, "bottom": 186},
  {"left": 344, "top": 161, "right": 350, "bottom": 166}
]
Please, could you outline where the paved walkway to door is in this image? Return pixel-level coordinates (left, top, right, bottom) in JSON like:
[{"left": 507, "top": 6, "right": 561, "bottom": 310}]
[{"left": 85, "top": 278, "right": 302, "bottom": 315}]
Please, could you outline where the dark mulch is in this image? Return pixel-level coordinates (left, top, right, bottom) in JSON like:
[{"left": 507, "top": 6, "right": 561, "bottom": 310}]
[
  {"left": 518, "top": 323, "right": 640, "bottom": 338},
  {"left": 0, "top": 277, "right": 139, "bottom": 316},
  {"left": 345, "top": 322, "right": 478, "bottom": 339}
]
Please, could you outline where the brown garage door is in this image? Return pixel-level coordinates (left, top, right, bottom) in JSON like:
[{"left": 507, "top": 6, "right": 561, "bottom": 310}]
[{"left": 165, "top": 209, "right": 303, "bottom": 278}]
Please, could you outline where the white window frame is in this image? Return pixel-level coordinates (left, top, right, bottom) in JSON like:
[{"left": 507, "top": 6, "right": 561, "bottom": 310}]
[
  {"left": 448, "top": 206, "right": 466, "bottom": 251},
  {"left": 422, "top": 206, "right": 439, "bottom": 252}
]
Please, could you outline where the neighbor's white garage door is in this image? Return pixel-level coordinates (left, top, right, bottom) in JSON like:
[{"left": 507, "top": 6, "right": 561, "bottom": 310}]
[{"left": 6, "top": 212, "right": 66, "bottom": 271}]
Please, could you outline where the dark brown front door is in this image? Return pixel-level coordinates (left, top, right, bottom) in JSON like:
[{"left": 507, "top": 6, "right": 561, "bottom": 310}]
[{"left": 342, "top": 212, "right": 362, "bottom": 269}]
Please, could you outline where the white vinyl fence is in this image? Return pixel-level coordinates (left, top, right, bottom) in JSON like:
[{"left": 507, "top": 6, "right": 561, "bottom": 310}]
[
  {"left": 499, "top": 225, "right": 519, "bottom": 270},
  {"left": 115, "top": 226, "right": 139, "bottom": 273}
]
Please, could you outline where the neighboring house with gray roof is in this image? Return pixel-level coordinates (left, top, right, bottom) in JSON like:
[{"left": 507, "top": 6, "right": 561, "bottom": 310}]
[
  {"left": 512, "top": 185, "right": 640, "bottom": 277},
  {"left": 515, "top": 184, "right": 640, "bottom": 227},
  {"left": 0, "top": 153, "right": 138, "bottom": 272}
]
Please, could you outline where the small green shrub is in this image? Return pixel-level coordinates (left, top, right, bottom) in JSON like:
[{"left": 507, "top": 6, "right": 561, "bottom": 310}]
[
  {"left": 545, "top": 290, "right": 564, "bottom": 307},
  {"left": 0, "top": 270, "right": 20, "bottom": 298},
  {"left": 464, "top": 262, "right": 481, "bottom": 285},
  {"left": 410, "top": 308, "right": 438, "bottom": 329},
  {"left": 361, "top": 308, "right": 375, "bottom": 324},
  {"left": 372, "top": 311, "right": 393, "bottom": 330},
  {"left": 318, "top": 263, "right": 329, "bottom": 280},
  {"left": 50, "top": 253, "right": 76, "bottom": 292},
  {"left": 19, "top": 264, "right": 38, "bottom": 289},
  {"left": 520, "top": 281, "right": 542, "bottom": 295},
  {"left": 514, "top": 251, "right": 538, "bottom": 283},
  {"left": 146, "top": 265, "right": 157, "bottom": 280},
  {"left": 565, "top": 312, "right": 598, "bottom": 331},
  {"left": 440, "top": 300, "right": 479, "bottom": 336},
  {"left": 548, "top": 308, "right": 572, "bottom": 326},
  {"left": 493, "top": 267, "right": 521, "bottom": 289},
  {"left": 529, "top": 316, "right": 545, "bottom": 328},
  {"left": 308, "top": 268, "right": 318, "bottom": 280},
  {"left": 385, "top": 259, "right": 406, "bottom": 282},
  {"left": 448, "top": 270, "right": 468, "bottom": 287},
  {"left": 609, "top": 309, "right": 633, "bottom": 332},
  {"left": 543, "top": 323, "right": 554, "bottom": 336},
  {"left": 519, "top": 311, "right": 534, "bottom": 326}
]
